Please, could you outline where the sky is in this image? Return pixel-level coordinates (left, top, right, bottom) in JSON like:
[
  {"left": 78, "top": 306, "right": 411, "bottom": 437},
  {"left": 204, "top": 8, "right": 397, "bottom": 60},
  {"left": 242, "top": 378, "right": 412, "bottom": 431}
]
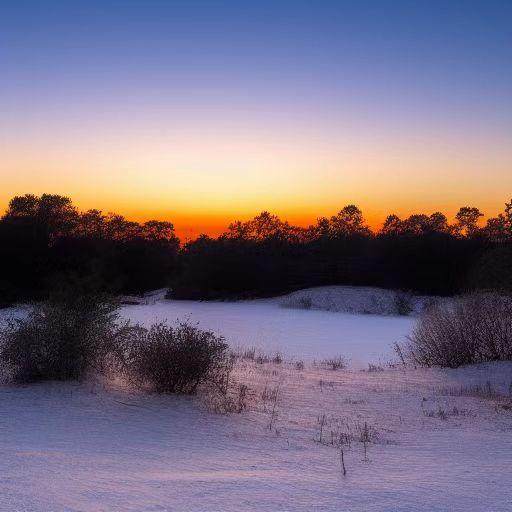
[{"left": 1, "top": 0, "right": 511, "bottom": 238}]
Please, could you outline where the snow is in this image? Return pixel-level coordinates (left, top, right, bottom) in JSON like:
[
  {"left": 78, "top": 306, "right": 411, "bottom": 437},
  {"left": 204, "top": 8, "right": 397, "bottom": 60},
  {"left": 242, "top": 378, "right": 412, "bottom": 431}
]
[
  {"left": 278, "top": 285, "right": 443, "bottom": 316},
  {"left": 1, "top": 297, "right": 413, "bottom": 367},
  {"left": 120, "top": 299, "right": 414, "bottom": 367},
  {"left": 1, "top": 293, "right": 511, "bottom": 511},
  {"left": 1, "top": 361, "right": 511, "bottom": 511}
]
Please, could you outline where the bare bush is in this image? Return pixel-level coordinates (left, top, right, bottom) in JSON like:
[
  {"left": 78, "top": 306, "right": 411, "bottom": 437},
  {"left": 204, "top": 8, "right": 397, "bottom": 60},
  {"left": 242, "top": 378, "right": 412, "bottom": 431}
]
[
  {"left": 261, "top": 382, "right": 280, "bottom": 409},
  {"left": 125, "top": 322, "right": 230, "bottom": 394},
  {"left": 394, "top": 290, "right": 413, "bottom": 316},
  {"left": 422, "top": 404, "right": 474, "bottom": 420},
  {"left": 252, "top": 350, "right": 281, "bottom": 365},
  {"left": 267, "top": 382, "right": 281, "bottom": 430},
  {"left": 255, "top": 353, "right": 269, "bottom": 364},
  {"left": 407, "top": 293, "right": 512, "bottom": 368},
  {"left": 239, "top": 346, "right": 256, "bottom": 361},
  {"left": 321, "top": 356, "right": 347, "bottom": 370},
  {"left": 314, "top": 415, "right": 379, "bottom": 466},
  {"left": 272, "top": 352, "right": 283, "bottom": 364},
  {"left": 295, "top": 360, "right": 305, "bottom": 371},
  {"left": 357, "top": 421, "right": 377, "bottom": 462},
  {"left": 201, "top": 381, "right": 250, "bottom": 414},
  {"left": 0, "top": 289, "right": 126, "bottom": 383}
]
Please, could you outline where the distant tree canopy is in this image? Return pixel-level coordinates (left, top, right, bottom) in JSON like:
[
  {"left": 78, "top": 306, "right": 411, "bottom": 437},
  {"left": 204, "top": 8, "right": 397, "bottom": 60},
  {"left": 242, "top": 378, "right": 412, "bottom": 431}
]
[
  {"left": 0, "top": 194, "right": 179, "bottom": 304},
  {"left": 0, "top": 194, "right": 511, "bottom": 305},
  {"left": 174, "top": 200, "right": 512, "bottom": 299}
]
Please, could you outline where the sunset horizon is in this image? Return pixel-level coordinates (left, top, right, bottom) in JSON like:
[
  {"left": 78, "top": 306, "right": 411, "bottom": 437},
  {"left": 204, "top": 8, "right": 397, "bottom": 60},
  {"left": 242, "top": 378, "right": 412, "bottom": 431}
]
[
  {"left": 2, "top": 1, "right": 510, "bottom": 240},
  {"left": 1, "top": 190, "right": 509, "bottom": 240}
]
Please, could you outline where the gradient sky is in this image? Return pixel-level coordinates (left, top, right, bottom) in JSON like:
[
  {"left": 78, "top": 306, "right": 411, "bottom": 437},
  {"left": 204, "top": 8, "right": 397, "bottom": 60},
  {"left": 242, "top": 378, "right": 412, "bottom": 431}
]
[{"left": 1, "top": 1, "right": 511, "bottom": 238}]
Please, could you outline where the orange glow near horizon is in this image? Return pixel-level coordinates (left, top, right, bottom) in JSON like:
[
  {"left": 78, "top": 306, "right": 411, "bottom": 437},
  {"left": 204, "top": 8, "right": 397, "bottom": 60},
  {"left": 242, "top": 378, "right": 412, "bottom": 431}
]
[
  {"left": 0, "top": 172, "right": 509, "bottom": 241},
  {"left": 2, "top": 74, "right": 511, "bottom": 242},
  {"left": 2, "top": 120, "right": 510, "bottom": 240},
  {"left": 1, "top": 132, "right": 510, "bottom": 238}
]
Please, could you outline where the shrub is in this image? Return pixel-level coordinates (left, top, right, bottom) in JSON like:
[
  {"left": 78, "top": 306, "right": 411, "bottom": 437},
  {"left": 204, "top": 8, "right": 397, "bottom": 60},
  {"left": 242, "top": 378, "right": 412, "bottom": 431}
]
[
  {"left": 394, "top": 290, "right": 413, "bottom": 316},
  {"left": 125, "top": 322, "right": 230, "bottom": 394},
  {"left": 202, "top": 382, "right": 249, "bottom": 414},
  {"left": 238, "top": 346, "right": 256, "bottom": 361},
  {"left": 295, "top": 360, "right": 305, "bottom": 370},
  {"left": 407, "top": 293, "right": 512, "bottom": 368},
  {"left": 321, "top": 356, "right": 347, "bottom": 370},
  {"left": 272, "top": 352, "right": 283, "bottom": 364},
  {"left": 0, "top": 288, "right": 125, "bottom": 383},
  {"left": 298, "top": 296, "right": 313, "bottom": 310}
]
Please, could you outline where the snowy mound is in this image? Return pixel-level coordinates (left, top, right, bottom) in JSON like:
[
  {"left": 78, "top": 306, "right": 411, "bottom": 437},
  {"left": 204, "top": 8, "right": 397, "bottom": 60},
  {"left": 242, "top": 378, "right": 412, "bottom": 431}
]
[
  {"left": 120, "top": 288, "right": 169, "bottom": 305},
  {"left": 278, "top": 286, "right": 442, "bottom": 316}
]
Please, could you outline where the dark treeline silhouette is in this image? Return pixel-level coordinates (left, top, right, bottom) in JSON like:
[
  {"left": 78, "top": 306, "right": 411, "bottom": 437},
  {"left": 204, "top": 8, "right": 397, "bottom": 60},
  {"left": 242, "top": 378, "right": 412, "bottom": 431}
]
[
  {"left": 0, "top": 194, "right": 179, "bottom": 305},
  {"left": 1, "top": 194, "right": 511, "bottom": 305},
  {"left": 174, "top": 203, "right": 512, "bottom": 299}
]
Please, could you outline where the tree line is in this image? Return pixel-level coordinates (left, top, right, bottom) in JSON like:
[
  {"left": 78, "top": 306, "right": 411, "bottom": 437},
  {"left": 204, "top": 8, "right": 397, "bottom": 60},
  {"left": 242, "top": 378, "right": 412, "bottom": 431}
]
[
  {"left": 0, "top": 194, "right": 179, "bottom": 305},
  {"left": 0, "top": 193, "right": 511, "bottom": 305}
]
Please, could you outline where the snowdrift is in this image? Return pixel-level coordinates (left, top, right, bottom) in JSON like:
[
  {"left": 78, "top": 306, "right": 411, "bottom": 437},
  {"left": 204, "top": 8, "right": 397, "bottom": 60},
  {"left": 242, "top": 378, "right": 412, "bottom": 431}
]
[{"left": 278, "top": 286, "right": 444, "bottom": 316}]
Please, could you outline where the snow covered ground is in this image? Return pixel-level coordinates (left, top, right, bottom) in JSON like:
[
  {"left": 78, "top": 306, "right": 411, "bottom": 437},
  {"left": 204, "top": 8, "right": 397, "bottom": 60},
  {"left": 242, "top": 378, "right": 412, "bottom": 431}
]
[
  {"left": 1, "top": 293, "right": 511, "bottom": 511},
  {"left": 1, "top": 295, "right": 413, "bottom": 367},
  {"left": 278, "top": 285, "right": 443, "bottom": 316},
  {"left": 1, "top": 360, "right": 511, "bottom": 512},
  {"left": 120, "top": 298, "right": 414, "bottom": 367}
]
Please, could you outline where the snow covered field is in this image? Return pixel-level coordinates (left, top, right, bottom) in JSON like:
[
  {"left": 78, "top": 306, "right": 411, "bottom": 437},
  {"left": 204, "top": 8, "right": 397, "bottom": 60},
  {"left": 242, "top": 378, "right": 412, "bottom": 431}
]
[
  {"left": 1, "top": 294, "right": 413, "bottom": 367},
  {"left": 1, "top": 360, "right": 511, "bottom": 512},
  {"left": 120, "top": 298, "right": 414, "bottom": 367},
  {"left": 1, "top": 294, "right": 511, "bottom": 511}
]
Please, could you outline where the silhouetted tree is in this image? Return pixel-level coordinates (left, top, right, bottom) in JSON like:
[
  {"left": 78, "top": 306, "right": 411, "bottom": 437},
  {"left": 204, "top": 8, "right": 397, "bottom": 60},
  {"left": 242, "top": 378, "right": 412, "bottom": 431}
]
[
  {"left": 0, "top": 194, "right": 180, "bottom": 303},
  {"left": 381, "top": 214, "right": 403, "bottom": 236},
  {"left": 481, "top": 199, "right": 512, "bottom": 243},
  {"left": 328, "top": 205, "right": 371, "bottom": 237},
  {"left": 1, "top": 194, "right": 510, "bottom": 304},
  {"left": 455, "top": 206, "right": 483, "bottom": 237}
]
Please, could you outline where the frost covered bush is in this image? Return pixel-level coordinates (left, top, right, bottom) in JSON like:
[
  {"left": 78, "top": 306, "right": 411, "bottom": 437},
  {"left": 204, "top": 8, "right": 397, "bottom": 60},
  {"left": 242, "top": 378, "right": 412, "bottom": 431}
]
[
  {"left": 0, "top": 289, "right": 126, "bottom": 383},
  {"left": 407, "top": 293, "right": 512, "bottom": 368},
  {"left": 125, "top": 322, "right": 231, "bottom": 394}
]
